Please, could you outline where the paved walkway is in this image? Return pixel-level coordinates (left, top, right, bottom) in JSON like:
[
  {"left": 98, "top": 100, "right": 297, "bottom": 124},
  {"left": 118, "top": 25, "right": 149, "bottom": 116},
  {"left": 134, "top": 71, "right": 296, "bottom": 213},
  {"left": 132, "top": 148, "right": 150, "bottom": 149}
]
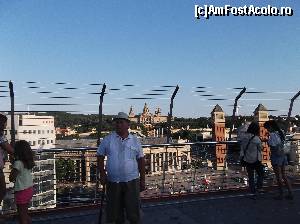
[{"left": 4, "top": 189, "right": 300, "bottom": 224}]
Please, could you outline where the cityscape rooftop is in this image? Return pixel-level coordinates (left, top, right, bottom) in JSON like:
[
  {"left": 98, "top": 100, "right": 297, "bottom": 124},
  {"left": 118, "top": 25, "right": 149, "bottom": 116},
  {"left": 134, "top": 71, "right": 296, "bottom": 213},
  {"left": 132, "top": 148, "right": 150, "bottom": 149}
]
[{"left": 0, "top": 1, "right": 299, "bottom": 223}]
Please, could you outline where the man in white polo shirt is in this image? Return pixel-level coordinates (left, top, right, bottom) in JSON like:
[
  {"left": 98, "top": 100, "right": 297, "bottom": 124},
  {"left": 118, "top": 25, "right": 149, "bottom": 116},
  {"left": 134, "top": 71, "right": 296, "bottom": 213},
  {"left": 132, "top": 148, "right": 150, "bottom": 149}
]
[{"left": 97, "top": 112, "right": 145, "bottom": 224}]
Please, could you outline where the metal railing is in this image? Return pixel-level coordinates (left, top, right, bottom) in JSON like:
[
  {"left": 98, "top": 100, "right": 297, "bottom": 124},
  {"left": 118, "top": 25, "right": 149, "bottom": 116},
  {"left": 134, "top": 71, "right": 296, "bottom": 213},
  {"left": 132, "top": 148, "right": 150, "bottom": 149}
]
[{"left": 1, "top": 140, "right": 300, "bottom": 214}]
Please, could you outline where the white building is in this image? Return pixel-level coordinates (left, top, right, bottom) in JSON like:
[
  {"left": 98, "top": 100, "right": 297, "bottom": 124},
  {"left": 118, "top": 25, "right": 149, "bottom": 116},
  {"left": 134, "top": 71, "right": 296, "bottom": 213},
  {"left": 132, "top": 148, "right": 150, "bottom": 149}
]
[
  {"left": 1, "top": 114, "right": 57, "bottom": 212},
  {"left": 5, "top": 114, "right": 56, "bottom": 149},
  {"left": 143, "top": 144, "right": 191, "bottom": 175}
]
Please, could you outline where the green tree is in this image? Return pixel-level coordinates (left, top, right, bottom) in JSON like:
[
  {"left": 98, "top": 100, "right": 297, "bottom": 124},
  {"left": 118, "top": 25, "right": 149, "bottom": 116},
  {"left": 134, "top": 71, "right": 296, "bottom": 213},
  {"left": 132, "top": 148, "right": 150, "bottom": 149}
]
[{"left": 56, "top": 158, "right": 76, "bottom": 182}]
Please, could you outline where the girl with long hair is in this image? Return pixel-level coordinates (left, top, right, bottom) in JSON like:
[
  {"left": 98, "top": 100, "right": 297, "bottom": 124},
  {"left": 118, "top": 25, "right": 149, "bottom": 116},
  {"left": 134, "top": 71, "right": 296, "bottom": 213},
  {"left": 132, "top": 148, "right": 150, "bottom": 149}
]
[{"left": 9, "top": 140, "right": 35, "bottom": 224}]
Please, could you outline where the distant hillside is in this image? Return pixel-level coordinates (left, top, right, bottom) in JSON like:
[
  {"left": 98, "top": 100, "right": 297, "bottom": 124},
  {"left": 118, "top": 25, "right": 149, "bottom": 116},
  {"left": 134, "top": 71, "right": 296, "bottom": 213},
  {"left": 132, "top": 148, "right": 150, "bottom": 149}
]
[
  {"left": 43, "top": 112, "right": 298, "bottom": 132},
  {"left": 44, "top": 112, "right": 114, "bottom": 132}
]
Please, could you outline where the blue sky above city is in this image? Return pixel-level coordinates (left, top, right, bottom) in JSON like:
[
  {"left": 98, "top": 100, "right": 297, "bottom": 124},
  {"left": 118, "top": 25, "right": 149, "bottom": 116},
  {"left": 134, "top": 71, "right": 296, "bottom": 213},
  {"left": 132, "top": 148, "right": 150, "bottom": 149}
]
[{"left": 0, "top": 0, "right": 299, "bottom": 117}]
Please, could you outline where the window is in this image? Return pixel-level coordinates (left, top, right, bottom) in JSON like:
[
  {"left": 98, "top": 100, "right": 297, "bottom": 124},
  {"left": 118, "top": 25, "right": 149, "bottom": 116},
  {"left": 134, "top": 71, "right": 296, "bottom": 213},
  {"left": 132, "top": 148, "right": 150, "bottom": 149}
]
[
  {"left": 38, "top": 140, "right": 41, "bottom": 144},
  {"left": 216, "top": 114, "right": 224, "bottom": 119},
  {"left": 33, "top": 141, "right": 36, "bottom": 146},
  {"left": 51, "top": 130, "right": 54, "bottom": 134},
  {"left": 38, "top": 130, "right": 41, "bottom": 134},
  {"left": 33, "top": 130, "right": 36, "bottom": 134},
  {"left": 47, "top": 130, "right": 50, "bottom": 134},
  {"left": 50, "top": 140, "right": 53, "bottom": 143},
  {"left": 47, "top": 140, "right": 49, "bottom": 144},
  {"left": 29, "top": 130, "right": 32, "bottom": 134},
  {"left": 260, "top": 113, "right": 268, "bottom": 119}
]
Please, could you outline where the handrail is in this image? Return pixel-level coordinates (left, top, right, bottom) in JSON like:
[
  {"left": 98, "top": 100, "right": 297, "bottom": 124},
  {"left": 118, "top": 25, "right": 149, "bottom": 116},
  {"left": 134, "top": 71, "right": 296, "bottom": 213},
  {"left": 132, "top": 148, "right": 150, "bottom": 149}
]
[{"left": 1, "top": 140, "right": 299, "bottom": 215}]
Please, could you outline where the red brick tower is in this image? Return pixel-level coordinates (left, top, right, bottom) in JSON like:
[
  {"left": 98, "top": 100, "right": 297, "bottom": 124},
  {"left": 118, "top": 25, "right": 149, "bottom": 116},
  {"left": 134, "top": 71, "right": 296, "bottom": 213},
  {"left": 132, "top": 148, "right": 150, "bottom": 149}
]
[
  {"left": 211, "top": 104, "right": 227, "bottom": 170},
  {"left": 253, "top": 104, "right": 270, "bottom": 166}
]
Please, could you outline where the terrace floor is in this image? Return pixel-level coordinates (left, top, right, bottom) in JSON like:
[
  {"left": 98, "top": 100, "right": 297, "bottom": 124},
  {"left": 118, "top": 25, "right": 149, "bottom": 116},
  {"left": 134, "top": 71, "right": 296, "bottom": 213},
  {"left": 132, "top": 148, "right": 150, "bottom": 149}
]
[{"left": 3, "top": 188, "right": 300, "bottom": 224}]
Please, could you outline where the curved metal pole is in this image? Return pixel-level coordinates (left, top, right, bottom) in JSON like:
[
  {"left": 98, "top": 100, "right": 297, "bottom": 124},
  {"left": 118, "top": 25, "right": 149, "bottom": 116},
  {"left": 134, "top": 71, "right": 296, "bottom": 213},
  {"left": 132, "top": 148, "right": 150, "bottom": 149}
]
[
  {"left": 97, "top": 83, "right": 107, "bottom": 147},
  {"left": 229, "top": 87, "right": 246, "bottom": 140},
  {"left": 95, "top": 83, "right": 106, "bottom": 224},
  {"left": 167, "top": 85, "right": 179, "bottom": 143},
  {"left": 163, "top": 85, "right": 179, "bottom": 193},
  {"left": 286, "top": 91, "right": 300, "bottom": 133},
  {"left": 9, "top": 81, "right": 15, "bottom": 146}
]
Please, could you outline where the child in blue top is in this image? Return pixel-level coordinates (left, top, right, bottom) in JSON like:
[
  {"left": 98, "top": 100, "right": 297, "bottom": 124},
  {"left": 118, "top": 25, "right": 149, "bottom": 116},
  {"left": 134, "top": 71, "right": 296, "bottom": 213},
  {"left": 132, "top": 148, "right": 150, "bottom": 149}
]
[
  {"left": 9, "top": 140, "right": 35, "bottom": 224},
  {"left": 264, "top": 120, "right": 293, "bottom": 200}
]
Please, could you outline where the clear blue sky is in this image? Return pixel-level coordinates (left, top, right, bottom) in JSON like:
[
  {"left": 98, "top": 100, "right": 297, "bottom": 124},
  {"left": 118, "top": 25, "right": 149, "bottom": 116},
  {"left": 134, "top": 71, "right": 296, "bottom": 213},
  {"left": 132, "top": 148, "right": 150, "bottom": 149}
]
[{"left": 0, "top": 0, "right": 299, "bottom": 117}]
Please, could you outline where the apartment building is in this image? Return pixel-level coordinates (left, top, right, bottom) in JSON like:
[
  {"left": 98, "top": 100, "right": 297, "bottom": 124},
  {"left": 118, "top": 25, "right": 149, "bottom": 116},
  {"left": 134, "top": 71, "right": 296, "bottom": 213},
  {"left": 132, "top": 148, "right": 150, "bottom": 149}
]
[{"left": 1, "top": 114, "right": 56, "bottom": 212}]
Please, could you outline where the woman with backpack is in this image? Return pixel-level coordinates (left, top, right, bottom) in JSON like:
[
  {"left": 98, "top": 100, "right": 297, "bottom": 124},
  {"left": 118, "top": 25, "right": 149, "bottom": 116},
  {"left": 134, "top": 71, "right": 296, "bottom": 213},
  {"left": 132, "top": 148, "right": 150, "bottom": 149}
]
[
  {"left": 240, "top": 122, "right": 264, "bottom": 198},
  {"left": 264, "top": 120, "right": 293, "bottom": 200}
]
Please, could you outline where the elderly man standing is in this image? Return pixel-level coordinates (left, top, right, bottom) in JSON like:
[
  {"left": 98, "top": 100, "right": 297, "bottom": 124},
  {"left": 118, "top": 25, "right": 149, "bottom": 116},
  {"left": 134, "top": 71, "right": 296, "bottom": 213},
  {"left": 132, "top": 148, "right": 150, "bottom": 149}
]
[{"left": 97, "top": 112, "right": 145, "bottom": 224}]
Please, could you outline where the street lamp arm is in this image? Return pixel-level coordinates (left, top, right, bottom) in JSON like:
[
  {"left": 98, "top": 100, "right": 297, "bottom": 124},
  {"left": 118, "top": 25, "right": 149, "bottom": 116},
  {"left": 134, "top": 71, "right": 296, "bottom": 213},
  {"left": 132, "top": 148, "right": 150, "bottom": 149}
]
[
  {"left": 97, "top": 83, "right": 107, "bottom": 146},
  {"left": 229, "top": 87, "right": 246, "bottom": 140},
  {"left": 286, "top": 90, "right": 300, "bottom": 132}
]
